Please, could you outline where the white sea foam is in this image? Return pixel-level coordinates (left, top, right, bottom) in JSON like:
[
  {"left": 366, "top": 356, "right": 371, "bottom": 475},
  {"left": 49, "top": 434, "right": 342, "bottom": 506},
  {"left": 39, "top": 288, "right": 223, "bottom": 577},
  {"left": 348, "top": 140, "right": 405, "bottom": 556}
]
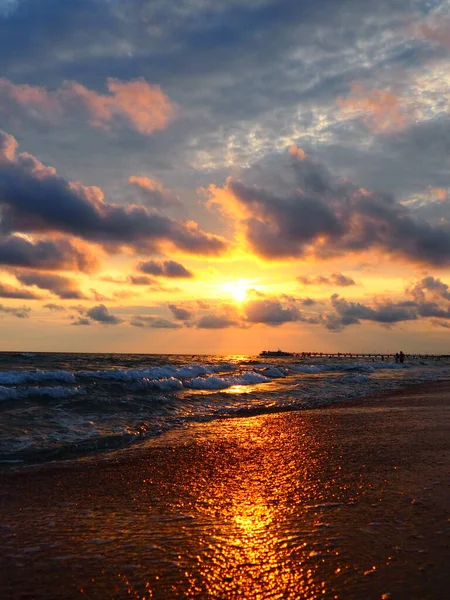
[
  {"left": 78, "top": 363, "right": 236, "bottom": 382},
  {"left": 132, "top": 377, "right": 184, "bottom": 391},
  {"left": 260, "top": 366, "right": 288, "bottom": 378},
  {"left": 188, "top": 371, "right": 271, "bottom": 390},
  {"left": 0, "top": 370, "right": 76, "bottom": 385}
]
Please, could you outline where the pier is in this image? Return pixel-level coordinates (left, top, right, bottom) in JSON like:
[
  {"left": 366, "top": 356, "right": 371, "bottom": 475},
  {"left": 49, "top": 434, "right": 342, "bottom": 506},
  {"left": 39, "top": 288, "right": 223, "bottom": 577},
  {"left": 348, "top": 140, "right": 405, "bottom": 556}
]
[{"left": 292, "top": 352, "right": 449, "bottom": 360}]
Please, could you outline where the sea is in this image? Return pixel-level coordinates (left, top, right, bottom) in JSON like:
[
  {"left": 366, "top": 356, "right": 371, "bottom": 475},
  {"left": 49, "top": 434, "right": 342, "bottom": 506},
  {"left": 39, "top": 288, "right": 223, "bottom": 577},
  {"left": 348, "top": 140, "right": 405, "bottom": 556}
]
[{"left": 1, "top": 351, "right": 449, "bottom": 467}]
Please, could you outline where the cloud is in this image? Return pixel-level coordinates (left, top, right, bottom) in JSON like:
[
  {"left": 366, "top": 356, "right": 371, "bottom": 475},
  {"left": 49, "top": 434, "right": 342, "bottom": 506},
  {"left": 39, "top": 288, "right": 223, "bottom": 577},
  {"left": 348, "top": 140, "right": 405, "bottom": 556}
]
[
  {"left": 44, "top": 303, "right": 66, "bottom": 311},
  {"left": 337, "top": 83, "right": 410, "bottom": 133},
  {"left": 299, "top": 297, "right": 317, "bottom": 306},
  {"left": 408, "top": 276, "right": 450, "bottom": 303},
  {"left": 16, "top": 272, "right": 85, "bottom": 299},
  {"left": 128, "top": 275, "right": 155, "bottom": 286},
  {"left": 86, "top": 304, "right": 123, "bottom": 325},
  {"left": 128, "top": 176, "right": 182, "bottom": 209},
  {"left": 71, "top": 317, "right": 90, "bottom": 326},
  {"left": 130, "top": 315, "right": 181, "bottom": 328},
  {"left": 90, "top": 288, "right": 109, "bottom": 302},
  {"left": 168, "top": 304, "right": 192, "bottom": 321},
  {"left": 429, "top": 187, "right": 448, "bottom": 201},
  {"left": 415, "top": 16, "right": 450, "bottom": 48},
  {"left": 325, "top": 293, "right": 418, "bottom": 331},
  {"left": 0, "top": 77, "right": 176, "bottom": 135},
  {"left": 0, "top": 234, "right": 98, "bottom": 272},
  {"left": 244, "top": 298, "right": 300, "bottom": 326},
  {"left": 298, "top": 273, "right": 356, "bottom": 287},
  {"left": 0, "top": 303, "right": 30, "bottom": 318},
  {"left": 196, "top": 314, "right": 239, "bottom": 329},
  {"left": 137, "top": 259, "right": 194, "bottom": 278},
  {"left": 209, "top": 149, "right": 450, "bottom": 266},
  {"left": 0, "top": 282, "right": 40, "bottom": 299},
  {"left": 0, "top": 131, "right": 228, "bottom": 256}
]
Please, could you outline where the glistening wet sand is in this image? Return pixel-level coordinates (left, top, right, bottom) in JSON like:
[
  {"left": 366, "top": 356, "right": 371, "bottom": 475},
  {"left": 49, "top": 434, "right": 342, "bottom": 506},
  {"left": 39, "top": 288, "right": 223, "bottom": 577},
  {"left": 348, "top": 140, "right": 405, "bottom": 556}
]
[{"left": 1, "top": 381, "right": 450, "bottom": 599}]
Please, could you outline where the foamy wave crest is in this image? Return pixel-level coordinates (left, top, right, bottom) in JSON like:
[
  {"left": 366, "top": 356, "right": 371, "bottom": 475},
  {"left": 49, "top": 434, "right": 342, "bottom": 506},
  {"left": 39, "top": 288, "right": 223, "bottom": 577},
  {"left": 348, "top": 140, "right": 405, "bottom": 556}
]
[
  {"left": 0, "top": 385, "right": 83, "bottom": 401},
  {"left": 78, "top": 363, "right": 237, "bottom": 383},
  {"left": 0, "top": 370, "right": 76, "bottom": 385},
  {"left": 131, "top": 377, "right": 185, "bottom": 391},
  {"left": 188, "top": 371, "right": 271, "bottom": 390},
  {"left": 260, "top": 366, "right": 288, "bottom": 378}
]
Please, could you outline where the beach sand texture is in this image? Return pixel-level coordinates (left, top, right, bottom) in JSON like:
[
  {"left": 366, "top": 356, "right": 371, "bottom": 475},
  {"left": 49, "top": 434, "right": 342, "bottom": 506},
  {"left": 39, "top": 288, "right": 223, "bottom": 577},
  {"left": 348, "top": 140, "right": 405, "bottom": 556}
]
[{"left": 1, "top": 381, "right": 449, "bottom": 599}]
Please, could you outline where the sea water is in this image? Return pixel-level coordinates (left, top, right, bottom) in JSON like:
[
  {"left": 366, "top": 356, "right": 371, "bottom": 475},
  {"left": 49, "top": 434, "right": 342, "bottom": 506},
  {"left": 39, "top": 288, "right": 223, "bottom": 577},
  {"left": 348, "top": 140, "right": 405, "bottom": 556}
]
[{"left": 0, "top": 351, "right": 449, "bottom": 465}]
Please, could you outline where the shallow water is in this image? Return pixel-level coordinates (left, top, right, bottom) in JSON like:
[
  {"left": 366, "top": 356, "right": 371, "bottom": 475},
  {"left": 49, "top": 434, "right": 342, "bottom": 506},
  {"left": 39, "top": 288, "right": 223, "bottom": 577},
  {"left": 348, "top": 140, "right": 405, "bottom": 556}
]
[{"left": 1, "top": 351, "right": 449, "bottom": 465}]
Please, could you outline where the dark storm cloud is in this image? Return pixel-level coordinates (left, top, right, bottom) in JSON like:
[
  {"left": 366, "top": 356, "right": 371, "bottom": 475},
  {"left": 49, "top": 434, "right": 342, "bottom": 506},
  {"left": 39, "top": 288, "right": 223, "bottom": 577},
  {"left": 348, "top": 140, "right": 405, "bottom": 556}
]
[
  {"left": 222, "top": 149, "right": 450, "bottom": 266},
  {"left": 130, "top": 315, "right": 181, "bottom": 329},
  {"left": 168, "top": 304, "right": 192, "bottom": 321},
  {"left": 0, "top": 282, "right": 41, "bottom": 299},
  {"left": 137, "top": 259, "right": 194, "bottom": 278},
  {"left": 298, "top": 273, "right": 356, "bottom": 287},
  {"left": 86, "top": 304, "right": 123, "bottom": 325},
  {"left": 0, "top": 235, "right": 97, "bottom": 272},
  {"left": 0, "top": 131, "right": 227, "bottom": 256},
  {"left": 16, "top": 272, "right": 85, "bottom": 299}
]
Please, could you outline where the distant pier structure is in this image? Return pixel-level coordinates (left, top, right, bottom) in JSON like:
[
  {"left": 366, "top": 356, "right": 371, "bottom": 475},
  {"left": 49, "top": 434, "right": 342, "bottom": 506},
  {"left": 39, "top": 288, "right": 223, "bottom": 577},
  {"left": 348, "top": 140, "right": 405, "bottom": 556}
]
[{"left": 292, "top": 352, "right": 448, "bottom": 361}]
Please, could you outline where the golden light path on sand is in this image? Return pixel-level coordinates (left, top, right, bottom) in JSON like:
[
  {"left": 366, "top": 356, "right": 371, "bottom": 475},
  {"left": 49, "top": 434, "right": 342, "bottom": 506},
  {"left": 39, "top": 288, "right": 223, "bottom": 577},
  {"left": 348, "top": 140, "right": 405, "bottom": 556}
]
[
  {"left": 2, "top": 387, "right": 450, "bottom": 599},
  {"left": 177, "top": 416, "right": 321, "bottom": 599}
]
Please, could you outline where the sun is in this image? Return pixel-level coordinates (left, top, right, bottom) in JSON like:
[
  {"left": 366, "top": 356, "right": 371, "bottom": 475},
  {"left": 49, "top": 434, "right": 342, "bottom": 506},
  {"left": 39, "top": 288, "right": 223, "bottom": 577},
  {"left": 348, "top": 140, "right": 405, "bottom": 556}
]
[{"left": 220, "top": 279, "right": 252, "bottom": 303}]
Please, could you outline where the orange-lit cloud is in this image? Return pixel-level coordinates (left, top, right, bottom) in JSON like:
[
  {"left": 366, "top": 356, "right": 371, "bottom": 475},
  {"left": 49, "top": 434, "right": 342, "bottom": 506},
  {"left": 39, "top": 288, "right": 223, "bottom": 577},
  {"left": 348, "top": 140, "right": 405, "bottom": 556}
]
[
  {"left": 0, "top": 77, "right": 176, "bottom": 134},
  {"left": 429, "top": 187, "right": 448, "bottom": 200},
  {"left": 207, "top": 148, "right": 450, "bottom": 266},
  {"left": 129, "top": 176, "right": 164, "bottom": 193},
  {"left": 337, "top": 83, "right": 410, "bottom": 133},
  {"left": 0, "top": 235, "right": 100, "bottom": 272},
  {"left": 0, "top": 130, "right": 228, "bottom": 256},
  {"left": 129, "top": 176, "right": 182, "bottom": 208},
  {"left": 288, "top": 145, "right": 306, "bottom": 161},
  {"left": 416, "top": 18, "right": 450, "bottom": 48}
]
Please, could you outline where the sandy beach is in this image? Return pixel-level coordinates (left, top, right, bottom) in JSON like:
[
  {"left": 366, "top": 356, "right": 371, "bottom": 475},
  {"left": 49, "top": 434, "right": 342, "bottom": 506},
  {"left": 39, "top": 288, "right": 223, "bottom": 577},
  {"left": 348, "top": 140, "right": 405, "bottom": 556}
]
[{"left": 1, "top": 380, "right": 450, "bottom": 599}]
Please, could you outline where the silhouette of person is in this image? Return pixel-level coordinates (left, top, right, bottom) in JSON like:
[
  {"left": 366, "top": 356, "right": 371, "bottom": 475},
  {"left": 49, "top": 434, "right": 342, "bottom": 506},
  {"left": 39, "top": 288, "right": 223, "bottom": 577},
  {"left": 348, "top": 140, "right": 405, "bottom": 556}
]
[
  {"left": 395, "top": 353, "right": 399, "bottom": 364},
  {"left": 399, "top": 351, "right": 405, "bottom": 364}
]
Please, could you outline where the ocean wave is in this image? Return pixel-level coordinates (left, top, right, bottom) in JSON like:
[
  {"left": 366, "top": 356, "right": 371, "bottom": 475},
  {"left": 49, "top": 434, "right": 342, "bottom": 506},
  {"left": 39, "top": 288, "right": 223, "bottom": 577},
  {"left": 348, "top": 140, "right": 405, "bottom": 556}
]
[
  {"left": 130, "top": 377, "right": 185, "bottom": 392},
  {"left": 188, "top": 371, "right": 271, "bottom": 390},
  {"left": 78, "top": 363, "right": 237, "bottom": 382},
  {"left": 0, "top": 385, "right": 83, "bottom": 401},
  {"left": 0, "top": 370, "right": 76, "bottom": 386}
]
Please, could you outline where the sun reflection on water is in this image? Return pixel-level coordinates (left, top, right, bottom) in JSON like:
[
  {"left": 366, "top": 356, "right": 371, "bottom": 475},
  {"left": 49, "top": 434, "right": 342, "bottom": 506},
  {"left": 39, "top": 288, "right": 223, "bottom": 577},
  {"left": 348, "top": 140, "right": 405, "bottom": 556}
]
[{"left": 183, "top": 415, "right": 332, "bottom": 599}]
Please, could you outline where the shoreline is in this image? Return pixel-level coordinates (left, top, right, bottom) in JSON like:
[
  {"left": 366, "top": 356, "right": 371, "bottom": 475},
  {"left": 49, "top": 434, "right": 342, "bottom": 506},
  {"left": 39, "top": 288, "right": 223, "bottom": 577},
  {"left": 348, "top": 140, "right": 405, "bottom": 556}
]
[{"left": 1, "top": 379, "right": 450, "bottom": 598}]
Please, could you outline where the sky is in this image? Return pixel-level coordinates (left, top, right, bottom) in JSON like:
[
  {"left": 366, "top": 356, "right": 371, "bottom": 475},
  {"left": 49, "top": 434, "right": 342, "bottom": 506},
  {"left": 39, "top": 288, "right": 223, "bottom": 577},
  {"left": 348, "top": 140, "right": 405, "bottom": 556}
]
[{"left": 1, "top": 0, "right": 450, "bottom": 354}]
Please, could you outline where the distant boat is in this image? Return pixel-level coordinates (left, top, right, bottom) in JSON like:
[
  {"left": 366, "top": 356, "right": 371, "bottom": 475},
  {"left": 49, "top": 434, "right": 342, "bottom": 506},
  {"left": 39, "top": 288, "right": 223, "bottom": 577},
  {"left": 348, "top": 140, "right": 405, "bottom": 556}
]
[{"left": 259, "top": 349, "right": 294, "bottom": 357}]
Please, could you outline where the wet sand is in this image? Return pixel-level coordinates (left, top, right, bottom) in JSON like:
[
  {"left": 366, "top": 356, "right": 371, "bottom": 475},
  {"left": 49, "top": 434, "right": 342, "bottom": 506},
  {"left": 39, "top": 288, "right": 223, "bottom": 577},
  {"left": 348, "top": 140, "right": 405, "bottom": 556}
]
[{"left": 1, "top": 381, "right": 450, "bottom": 599}]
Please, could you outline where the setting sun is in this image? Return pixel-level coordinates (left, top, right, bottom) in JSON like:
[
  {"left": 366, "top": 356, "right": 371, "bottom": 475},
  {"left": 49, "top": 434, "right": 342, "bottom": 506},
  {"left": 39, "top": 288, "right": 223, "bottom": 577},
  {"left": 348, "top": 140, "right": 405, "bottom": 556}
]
[{"left": 220, "top": 279, "right": 254, "bottom": 303}]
